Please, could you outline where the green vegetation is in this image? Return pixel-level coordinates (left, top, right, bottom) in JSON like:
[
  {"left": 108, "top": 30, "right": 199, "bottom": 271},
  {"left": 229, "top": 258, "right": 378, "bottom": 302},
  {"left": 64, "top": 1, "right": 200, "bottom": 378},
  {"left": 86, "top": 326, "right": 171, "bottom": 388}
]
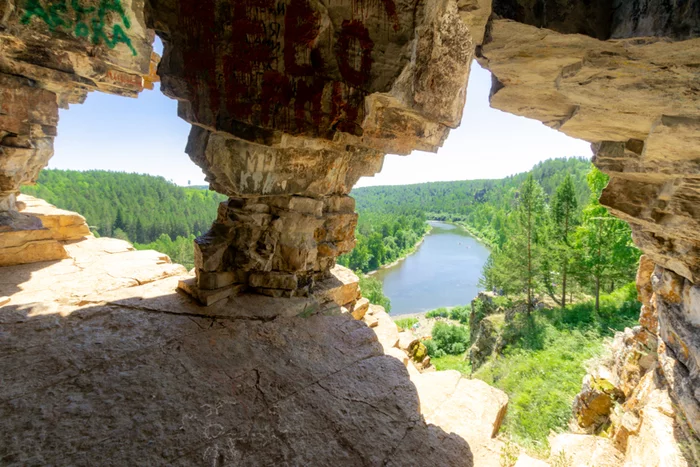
[
  {"left": 359, "top": 275, "right": 391, "bottom": 312},
  {"left": 480, "top": 165, "right": 640, "bottom": 311},
  {"left": 425, "top": 322, "right": 470, "bottom": 358},
  {"left": 394, "top": 318, "right": 418, "bottom": 332},
  {"left": 22, "top": 169, "right": 225, "bottom": 242},
  {"left": 428, "top": 284, "right": 640, "bottom": 450},
  {"left": 135, "top": 233, "right": 197, "bottom": 270},
  {"left": 21, "top": 170, "right": 226, "bottom": 270},
  {"left": 426, "top": 305, "right": 470, "bottom": 324},
  {"left": 430, "top": 353, "right": 472, "bottom": 374}
]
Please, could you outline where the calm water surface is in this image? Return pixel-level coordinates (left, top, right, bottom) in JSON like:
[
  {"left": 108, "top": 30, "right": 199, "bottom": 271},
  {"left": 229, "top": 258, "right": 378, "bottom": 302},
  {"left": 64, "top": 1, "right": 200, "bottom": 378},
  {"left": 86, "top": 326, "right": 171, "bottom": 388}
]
[{"left": 374, "top": 221, "right": 491, "bottom": 316}]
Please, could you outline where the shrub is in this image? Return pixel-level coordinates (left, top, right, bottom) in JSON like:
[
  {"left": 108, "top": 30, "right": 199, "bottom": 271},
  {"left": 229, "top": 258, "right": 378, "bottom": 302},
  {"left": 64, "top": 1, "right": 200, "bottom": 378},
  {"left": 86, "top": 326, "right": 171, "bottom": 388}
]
[
  {"left": 359, "top": 275, "right": 391, "bottom": 312},
  {"left": 449, "top": 305, "right": 470, "bottom": 324},
  {"left": 394, "top": 318, "right": 418, "bottom": 332},
  {"left": 428, "top": 322, "right": 470, "bottom": 356},
  {"left": 424, "top": 339, "right": 446, "bottom": 359},
  {"left": 426, "top": 307, "right": 449, "bottom": 319}
]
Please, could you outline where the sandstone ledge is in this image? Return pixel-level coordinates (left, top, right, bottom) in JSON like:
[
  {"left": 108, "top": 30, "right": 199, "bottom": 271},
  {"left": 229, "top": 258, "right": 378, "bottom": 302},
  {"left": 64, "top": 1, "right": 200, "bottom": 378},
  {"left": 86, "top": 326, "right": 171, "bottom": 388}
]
[{"left": 0, "top": 235, "right": 524, "bottom": 465}]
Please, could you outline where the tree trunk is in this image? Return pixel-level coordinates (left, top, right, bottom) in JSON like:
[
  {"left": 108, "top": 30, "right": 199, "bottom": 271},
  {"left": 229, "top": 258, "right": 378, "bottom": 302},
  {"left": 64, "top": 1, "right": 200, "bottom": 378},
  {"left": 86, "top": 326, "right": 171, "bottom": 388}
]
[
  {"left": 527, "top": 209, "right": 532, "bottom": 314},
  {"left": 562, "top": 213, "right": 569, "bottom": 308},
  {"left": 561, "top": 264, "right": 567, "bottom": 308},
  {"left": 595, "top": 275, "right": 600, "bottom": 312}
]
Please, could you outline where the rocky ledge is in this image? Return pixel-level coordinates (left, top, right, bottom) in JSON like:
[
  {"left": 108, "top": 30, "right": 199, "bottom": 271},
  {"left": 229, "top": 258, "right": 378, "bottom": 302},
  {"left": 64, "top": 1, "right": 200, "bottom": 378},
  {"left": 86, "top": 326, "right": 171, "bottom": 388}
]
[{"left": 0, "top": 199, "right": 510, "bottom": 466}]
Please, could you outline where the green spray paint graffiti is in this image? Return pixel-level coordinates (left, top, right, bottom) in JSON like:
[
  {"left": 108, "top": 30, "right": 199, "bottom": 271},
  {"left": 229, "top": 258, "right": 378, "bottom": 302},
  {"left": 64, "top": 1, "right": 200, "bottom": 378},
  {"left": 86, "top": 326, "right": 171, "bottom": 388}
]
[{"left": 21, "top": 0, "right": 137, "bottom": 56}]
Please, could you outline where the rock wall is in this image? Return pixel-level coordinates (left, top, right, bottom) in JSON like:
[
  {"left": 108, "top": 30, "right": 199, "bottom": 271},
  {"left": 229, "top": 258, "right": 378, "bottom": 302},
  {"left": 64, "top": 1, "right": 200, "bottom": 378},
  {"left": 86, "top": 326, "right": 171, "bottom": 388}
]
[
  {"left": 0, "top": 0, "right": 155, "bottom": 263},
  {"left": 476, "top": 1, "right": 700, "bottom": 450},
  {"left": 569, "top": 256, "right": 699, "bottom": 466}
]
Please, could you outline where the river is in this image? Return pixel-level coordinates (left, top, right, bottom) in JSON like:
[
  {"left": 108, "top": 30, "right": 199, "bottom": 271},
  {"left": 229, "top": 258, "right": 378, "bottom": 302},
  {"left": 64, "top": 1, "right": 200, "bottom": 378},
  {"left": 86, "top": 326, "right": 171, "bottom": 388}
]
[{"left": 373, "top": 221, "right": 491, "bottom": 316}]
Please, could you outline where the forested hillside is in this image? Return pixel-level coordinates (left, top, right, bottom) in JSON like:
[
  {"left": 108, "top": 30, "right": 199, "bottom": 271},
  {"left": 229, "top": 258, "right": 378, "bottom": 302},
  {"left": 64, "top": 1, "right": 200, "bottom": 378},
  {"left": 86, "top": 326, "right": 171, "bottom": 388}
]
[
  {"left": 342, "top": 157, "right": 592, "bottom": 273},
  {"left": 22, "top": 170, "right": 225, "bottom": 243},
  {"left": 21, "top": 170, "right": 225, "bottom": 268}
]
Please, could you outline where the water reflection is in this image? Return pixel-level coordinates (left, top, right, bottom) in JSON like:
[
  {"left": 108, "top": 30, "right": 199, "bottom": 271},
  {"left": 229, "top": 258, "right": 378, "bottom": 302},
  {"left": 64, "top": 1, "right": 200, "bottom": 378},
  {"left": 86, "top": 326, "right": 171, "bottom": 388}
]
[{"left": 374, "top": 221, "right": 490, "bottom": 315}]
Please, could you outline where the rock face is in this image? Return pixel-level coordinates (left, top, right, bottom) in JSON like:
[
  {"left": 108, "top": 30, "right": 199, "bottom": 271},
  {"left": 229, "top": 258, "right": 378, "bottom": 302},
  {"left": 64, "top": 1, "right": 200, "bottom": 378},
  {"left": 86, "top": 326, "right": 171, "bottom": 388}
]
[
  {"left": 0, "top": 233, "right": 520, "bottom": 466},
  {"left": 0, "top": 194, "right": 91, "bottom": 266},
  {"left": 368, "top": 306, "right": 508, "bottom": 467},
  {"left": 570, "top": 257, "right": 700, "bottom": 466},
  {"left": 141, "top": 0, "right": 475, "bottom": 301}
]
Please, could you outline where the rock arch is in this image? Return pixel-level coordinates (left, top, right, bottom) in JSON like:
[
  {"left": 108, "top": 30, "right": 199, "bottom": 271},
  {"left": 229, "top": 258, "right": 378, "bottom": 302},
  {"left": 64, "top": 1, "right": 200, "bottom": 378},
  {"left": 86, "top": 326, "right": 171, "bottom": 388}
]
[{"left": 1, "top": 0, "right": 699, "bottom": 444}]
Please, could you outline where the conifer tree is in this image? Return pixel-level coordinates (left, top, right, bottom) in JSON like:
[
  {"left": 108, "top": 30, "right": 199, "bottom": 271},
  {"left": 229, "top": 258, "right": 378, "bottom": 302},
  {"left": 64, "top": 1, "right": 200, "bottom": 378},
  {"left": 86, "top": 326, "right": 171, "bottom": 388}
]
[
  {"left": 574, "top": 168, "right": 640, "bottom": 311},
  {"left": 549, "top": 174, "right": 579, "bottom": 307}
]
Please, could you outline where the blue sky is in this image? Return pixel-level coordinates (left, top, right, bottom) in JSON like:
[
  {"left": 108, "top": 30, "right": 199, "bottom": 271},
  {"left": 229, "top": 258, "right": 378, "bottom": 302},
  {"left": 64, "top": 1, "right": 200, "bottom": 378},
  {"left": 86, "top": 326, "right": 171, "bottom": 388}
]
[{"left": 49, "top": 54, "right": 591, "bottom": 187}]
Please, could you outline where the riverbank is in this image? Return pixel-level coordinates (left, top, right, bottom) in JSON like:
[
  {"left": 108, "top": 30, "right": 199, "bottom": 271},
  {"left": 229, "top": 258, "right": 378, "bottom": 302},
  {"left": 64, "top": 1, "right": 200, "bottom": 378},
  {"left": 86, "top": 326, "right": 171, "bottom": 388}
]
[
  {"left": 366, "top": 223, "right": 433, "bottom": 276},
  {"left": 454, "top": 222, "right": 495, "bottom": 249},
  {"left": 392, "top": 308, "right": 464, "bottom": 340}
]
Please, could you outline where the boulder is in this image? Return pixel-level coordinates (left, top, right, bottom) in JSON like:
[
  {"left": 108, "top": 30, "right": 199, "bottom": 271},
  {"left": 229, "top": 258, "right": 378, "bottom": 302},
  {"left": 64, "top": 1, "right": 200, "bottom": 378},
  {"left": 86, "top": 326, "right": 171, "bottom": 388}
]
[
  {"left": 351, "top": 297, "right": 370, "bottom": 320},
  {"left": 17, "top": 195, "right": 91, "bottom": 241},
  {"left": 397, "top": 331, "right": 419, "bottom": 352},
  {"left": 366, "top": 305, "right": 400, "bottom": 352},
  {"left": 572, "top": 375, "right": 623, "bottom": 431}
]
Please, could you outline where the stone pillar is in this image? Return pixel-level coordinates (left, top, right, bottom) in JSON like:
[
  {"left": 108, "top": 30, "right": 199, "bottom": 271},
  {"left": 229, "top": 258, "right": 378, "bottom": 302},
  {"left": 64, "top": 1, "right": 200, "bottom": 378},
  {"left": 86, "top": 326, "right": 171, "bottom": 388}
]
[
  {"left": 0, "top": 73, "right": 58, "bottom": 211},
  {"left": 146, "top": 0, "right": 474, "bottom": 303},
  {"left": 0, "top": 73, "right": 70, "bottom": 265},
  {"left": 178, "top": 127, "right": 386, "bottom": 301}
]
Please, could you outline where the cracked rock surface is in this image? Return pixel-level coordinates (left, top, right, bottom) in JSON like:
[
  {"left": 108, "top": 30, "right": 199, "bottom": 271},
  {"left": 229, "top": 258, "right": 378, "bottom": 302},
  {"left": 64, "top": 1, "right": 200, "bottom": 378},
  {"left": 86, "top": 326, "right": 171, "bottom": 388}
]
[{"left": 0, "top": 234, "right": 476, "bottom": 466}]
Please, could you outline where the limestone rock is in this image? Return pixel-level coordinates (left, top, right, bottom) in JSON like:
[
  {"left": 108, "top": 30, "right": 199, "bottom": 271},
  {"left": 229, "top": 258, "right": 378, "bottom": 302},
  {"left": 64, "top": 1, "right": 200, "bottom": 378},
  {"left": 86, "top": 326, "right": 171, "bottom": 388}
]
[
  {"left": 572, "top": 374, "right": 623, "bottom": 431},
  {"left": 350, "top": 297, "right": 370, "bottom": 320},
  {"left": 397, "top": 331, "right": 419, "bottom": 352},
  {"left": 619, "top": 370, "right": 695, "bottom": 467},
  {"left": 17, "top": 195, "right": 91, "bottom": 241},
  {"left": 0, "top": 232, "right": 481, "bottom": 466},
  {"left": 365, "top": 314, "right": 379, "bottom": 328},
  {"left": 145, "top": 0, "right": 474, "bottom": 297},
  {"left": 429, "top": 377, "right": 509, "bottom": 441},
  {"left": 652, "top": 266, "right": 700, "bottom": 436},
  {"left": 366, "top": 305, "right": 400, "bottom": 352},
  {"left": 514, "top": 454, "right": 549, "bottom": 467},
  {"left": 637, "top": 255, "right": 659, "bottom": 333},
  {"left": 548, "top": 433, "right": 623, "bottom": 467}
]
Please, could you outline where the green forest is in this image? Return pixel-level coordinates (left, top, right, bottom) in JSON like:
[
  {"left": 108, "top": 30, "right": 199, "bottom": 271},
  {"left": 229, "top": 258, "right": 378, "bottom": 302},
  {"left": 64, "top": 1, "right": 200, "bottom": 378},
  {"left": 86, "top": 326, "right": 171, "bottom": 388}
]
[
  {"left": 348, "top": 157, "right": 640, "bottom": 310},
  {"left": 20, "top": 159, "right": 644, "bottom": 451},
  {"left": 21, "top": 170, "right": 226, "bottom": 268},
  {"left": 349, "top": 157, "right": 642, "bottom": 451}
]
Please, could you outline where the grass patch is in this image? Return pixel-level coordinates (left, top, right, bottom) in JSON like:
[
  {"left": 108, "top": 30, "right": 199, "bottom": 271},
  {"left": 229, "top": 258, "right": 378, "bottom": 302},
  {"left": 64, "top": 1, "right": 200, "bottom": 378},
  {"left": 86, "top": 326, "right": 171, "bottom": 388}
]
[
  {"left": 423, "top": 283, "right": 641, "bottom": 452},
  {"left": 431, "top": 353, "right": 472, "bottom": 374},
  {"left": 425, "top": 305, "right": 470, "bottom": 325},
  {"left": 394, "top": 318, "right": 418, "bottom": 332}
]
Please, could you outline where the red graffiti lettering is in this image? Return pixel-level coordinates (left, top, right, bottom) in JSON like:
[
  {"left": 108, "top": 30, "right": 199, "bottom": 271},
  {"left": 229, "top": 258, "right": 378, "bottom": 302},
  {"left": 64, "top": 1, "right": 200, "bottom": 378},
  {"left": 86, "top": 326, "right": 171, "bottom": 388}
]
[
  {"left": 284, "top": 0, "right": 323, "bottom": 76},
  {"left": 335, "top": 20, "right": 374, "bottom": 88},
  {"left": 261, "top": 71, "right": 293, "bottom": 127},
  {"left": 331, "top": 82, "right": 363, "bottom": 136},
  {"left": 294, "top": 77, "right": 326, "bottom": 133}
]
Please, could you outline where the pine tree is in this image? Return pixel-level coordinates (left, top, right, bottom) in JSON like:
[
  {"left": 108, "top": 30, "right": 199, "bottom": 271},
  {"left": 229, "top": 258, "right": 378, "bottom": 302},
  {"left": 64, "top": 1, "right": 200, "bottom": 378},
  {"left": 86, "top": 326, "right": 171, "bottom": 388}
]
[
  {"left": 516, "top": 174, "right": 546, "bottom": 313},
  {"left": 549, "top": 174, "right": 579, "bottom": 307},
  {"left": 574, "top": 168, "right": 640, "bottom": 311}
]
